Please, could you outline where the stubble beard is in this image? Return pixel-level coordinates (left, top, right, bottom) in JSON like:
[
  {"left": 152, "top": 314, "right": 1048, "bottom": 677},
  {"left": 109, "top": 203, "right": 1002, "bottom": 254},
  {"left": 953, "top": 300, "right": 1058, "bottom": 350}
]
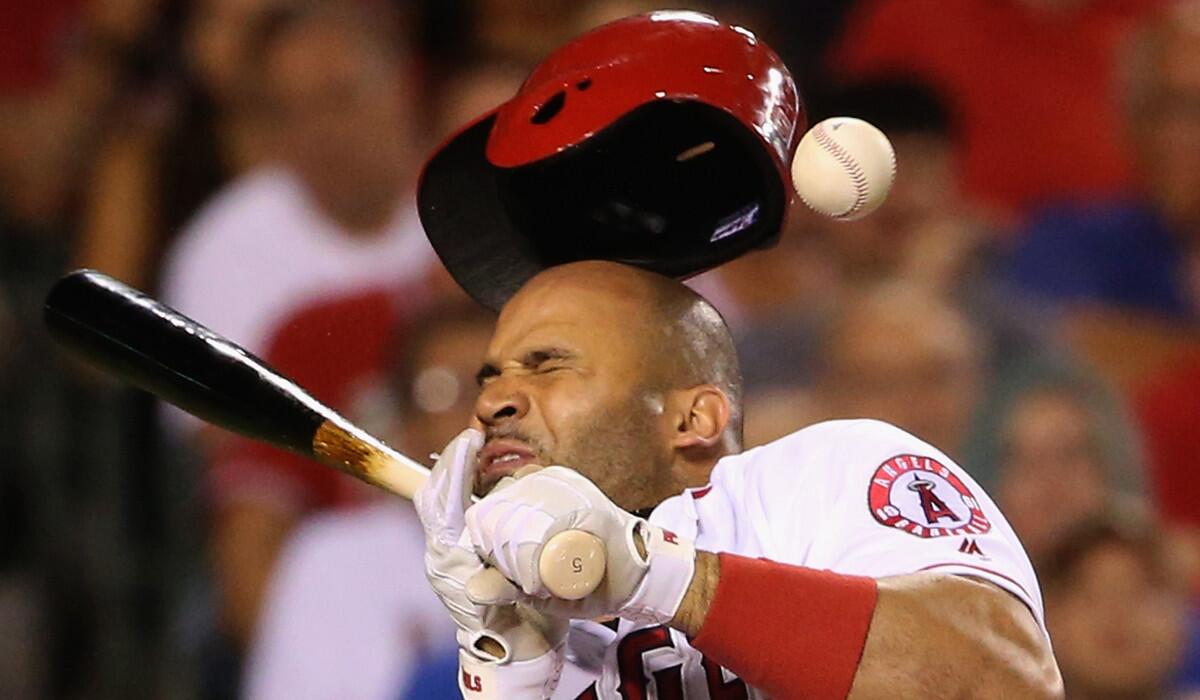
[{"left": 553, "top": 391, "right": 676, "bottom": 513}]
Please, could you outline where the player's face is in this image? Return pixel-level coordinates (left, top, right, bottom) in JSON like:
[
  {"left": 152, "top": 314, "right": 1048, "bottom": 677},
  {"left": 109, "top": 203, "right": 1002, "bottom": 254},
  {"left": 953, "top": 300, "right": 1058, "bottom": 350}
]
[{"left": 472, "top": 280, "right": 675, "bottom": 511}]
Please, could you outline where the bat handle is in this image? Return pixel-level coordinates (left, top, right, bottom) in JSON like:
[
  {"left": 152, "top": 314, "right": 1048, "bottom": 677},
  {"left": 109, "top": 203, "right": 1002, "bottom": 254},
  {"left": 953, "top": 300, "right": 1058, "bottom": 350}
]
[
  {"left": 466, "top": 530, "right": 607, "bottom": 602},
  {"left": 538, "top": 529, "right": 606, "bottom": 600}
]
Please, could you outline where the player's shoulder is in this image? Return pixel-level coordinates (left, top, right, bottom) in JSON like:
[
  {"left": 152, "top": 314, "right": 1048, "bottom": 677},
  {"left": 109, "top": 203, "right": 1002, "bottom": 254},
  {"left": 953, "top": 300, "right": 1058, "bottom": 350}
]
[
  {"left": 780, "top": 417, "right": 921, "bottom": 446},
  {"left": 721, "top": 418, "right": 934, "bottom": 471},
  {"left": 710, "top": 419, "right": 953, "bottom": 499}
]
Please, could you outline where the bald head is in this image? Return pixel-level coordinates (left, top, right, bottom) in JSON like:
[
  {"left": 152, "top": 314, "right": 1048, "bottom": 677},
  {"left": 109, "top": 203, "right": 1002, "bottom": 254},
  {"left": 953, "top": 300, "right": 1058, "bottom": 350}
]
[{"left": 505, "top": 261, "right": 743, "bottom": 443}]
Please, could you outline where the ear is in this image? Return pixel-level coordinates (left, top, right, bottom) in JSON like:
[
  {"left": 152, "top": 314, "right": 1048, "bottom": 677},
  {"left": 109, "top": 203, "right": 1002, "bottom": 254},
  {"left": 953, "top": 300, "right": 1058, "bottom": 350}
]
[{"left": 669, "top": 385, "right": 732, "bottom": 452}]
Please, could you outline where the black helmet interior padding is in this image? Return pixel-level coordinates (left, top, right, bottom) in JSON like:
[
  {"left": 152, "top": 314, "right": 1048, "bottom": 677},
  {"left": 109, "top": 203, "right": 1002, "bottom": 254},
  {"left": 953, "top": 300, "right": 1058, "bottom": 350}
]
[{"left": 419, "top": 99, "right": 786, "bottom": 311}]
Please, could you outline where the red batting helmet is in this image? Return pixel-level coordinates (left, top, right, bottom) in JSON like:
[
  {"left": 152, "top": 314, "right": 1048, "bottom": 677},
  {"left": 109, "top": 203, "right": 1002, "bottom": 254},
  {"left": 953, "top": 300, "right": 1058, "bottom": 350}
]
[{"left": 417, "top": 10, "right": 804, "bottom": 310}]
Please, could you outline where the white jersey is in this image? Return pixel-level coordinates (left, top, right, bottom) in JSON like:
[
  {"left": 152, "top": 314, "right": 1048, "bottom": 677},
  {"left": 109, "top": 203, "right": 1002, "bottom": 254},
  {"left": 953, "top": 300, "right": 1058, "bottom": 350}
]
[{"left": 553, "top": 419, "right": 1045, "bottom": 699}]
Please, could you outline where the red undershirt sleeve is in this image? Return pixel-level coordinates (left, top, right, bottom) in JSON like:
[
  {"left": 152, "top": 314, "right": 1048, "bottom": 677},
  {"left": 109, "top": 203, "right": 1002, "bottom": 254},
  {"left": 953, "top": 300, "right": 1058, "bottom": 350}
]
[{"left": 690, "top": 553, "right": 880, "bottom": 700}]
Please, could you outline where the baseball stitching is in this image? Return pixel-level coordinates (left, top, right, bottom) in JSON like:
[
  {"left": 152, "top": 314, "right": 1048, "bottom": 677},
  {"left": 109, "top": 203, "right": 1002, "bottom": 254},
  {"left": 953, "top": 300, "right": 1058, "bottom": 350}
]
[{"left": 811, "top": 122, "right": 870, "bottom": 218}]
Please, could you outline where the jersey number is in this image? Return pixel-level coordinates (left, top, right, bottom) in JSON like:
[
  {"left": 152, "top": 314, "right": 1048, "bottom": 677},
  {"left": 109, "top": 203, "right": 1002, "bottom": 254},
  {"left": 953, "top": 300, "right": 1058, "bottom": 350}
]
[{"left": 576, "top": 626, "right": 749, "bottom": 699}]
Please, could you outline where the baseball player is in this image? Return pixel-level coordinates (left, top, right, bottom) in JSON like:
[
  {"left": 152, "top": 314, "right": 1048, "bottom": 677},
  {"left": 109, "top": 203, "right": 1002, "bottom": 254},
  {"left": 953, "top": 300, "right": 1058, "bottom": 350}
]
[
  {"left": 415, "top": 261, "right": 1059, "bottom": 699},
  {"left": 414, "top": 12, "right": 1062, "bottom": 700}
]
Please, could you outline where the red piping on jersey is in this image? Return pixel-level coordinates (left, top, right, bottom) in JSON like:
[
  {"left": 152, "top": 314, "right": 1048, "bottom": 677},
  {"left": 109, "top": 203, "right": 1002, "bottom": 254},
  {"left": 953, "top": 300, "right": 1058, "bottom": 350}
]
[
  {"left": 692, "top": 554, "right": 878, "bottom": 699},
  {"left": 917, "top": 562, "right": 1035, "bottom": 604},
  {"left": 690, "top": 485, "right": 713, "bottom": 499}
]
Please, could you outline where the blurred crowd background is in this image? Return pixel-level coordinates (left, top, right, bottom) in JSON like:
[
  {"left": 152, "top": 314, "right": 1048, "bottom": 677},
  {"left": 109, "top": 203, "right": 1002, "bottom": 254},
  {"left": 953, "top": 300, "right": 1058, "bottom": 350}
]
[{"left": 3, "top": 0, "right": 1200, "bottom": 698}]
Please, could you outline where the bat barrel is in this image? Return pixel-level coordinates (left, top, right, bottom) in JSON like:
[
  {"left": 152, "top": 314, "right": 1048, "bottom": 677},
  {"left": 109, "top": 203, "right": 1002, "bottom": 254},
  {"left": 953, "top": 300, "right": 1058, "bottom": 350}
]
[{"left": 44, "top": 270, "right": 330, "bottom": 458}]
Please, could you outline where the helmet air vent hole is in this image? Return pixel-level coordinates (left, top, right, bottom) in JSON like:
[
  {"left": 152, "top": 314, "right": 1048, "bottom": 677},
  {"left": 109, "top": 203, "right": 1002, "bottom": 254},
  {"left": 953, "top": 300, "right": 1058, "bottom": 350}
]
[
  {"left": 576, "top": 78, "right": 592, "bottom": 90},
  {"left": 531, "top": 90, "right": 566, "bottom": 124},
  {"left": 675, "top": 141, "right": 716, "bottom": 162}
]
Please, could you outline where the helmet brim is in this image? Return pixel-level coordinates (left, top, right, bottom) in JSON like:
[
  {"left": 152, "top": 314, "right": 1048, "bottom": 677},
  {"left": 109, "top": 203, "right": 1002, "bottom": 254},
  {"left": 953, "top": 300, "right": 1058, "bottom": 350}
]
[{"left": 419, "top": 112, "right": 541, "bottom": 311}]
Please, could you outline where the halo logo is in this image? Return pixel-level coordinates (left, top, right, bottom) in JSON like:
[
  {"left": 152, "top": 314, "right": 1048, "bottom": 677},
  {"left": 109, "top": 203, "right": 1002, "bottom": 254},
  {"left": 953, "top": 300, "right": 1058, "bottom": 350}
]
[{"left": 868, "top": 455, "right": 990, "bottom": 538}]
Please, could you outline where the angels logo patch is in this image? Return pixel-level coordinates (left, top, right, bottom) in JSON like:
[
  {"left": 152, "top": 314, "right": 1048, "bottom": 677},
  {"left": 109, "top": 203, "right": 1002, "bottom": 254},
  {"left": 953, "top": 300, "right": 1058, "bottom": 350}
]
[{"left": 869, "top": 454, "right": 991, "bottom": 538}]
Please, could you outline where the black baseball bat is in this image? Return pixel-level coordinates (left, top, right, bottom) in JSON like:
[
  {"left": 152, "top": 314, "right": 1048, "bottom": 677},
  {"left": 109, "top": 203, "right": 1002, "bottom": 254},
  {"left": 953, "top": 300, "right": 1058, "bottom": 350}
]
[
  {"left": 43, "top": 269, "right": 429, "bottom": 497},
  {"left": 42, "top": 269, "right": 606, "bottom": 599}
]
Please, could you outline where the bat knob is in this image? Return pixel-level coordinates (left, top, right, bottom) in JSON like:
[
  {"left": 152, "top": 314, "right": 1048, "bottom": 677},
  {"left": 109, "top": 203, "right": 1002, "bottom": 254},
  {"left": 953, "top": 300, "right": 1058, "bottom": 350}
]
[
  {"left": 466, "top": 567, "right": 518, "bottom": 603},
  {"left": 539, "top": 529, "right": 606, "bottom": 600}
]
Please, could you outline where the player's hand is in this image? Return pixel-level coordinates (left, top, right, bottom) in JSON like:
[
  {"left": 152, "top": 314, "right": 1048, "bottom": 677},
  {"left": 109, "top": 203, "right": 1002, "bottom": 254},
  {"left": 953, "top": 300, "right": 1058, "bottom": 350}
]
[
  {"left": 462, "top": 465, "right": 696, "bottom": 625},
  {"left": 415, "top": 429, "right": 567, "bottom": 698}
]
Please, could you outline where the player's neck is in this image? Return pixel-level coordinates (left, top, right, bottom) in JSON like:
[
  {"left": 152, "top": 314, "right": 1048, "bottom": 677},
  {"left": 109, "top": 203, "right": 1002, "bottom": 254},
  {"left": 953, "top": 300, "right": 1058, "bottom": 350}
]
[{"left": 672, "top": 449, "right": 727, "bottom": 491}]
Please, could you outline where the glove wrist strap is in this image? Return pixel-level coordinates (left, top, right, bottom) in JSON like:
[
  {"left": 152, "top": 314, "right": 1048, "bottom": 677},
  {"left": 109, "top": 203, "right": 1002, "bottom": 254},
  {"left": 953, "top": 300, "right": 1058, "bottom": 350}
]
[
  {"left": 458, "top": 643, "right": 564, "bottom": 699},
  {"left": 620, "top": 522, "right": 696, "bottom": 624}
]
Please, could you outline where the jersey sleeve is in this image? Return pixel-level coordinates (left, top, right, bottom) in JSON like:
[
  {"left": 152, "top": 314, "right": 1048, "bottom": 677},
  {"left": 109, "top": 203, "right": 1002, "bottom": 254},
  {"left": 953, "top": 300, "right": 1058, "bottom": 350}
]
[{"left": 745, "top": 419, "right": 1045, "bottom": 628}]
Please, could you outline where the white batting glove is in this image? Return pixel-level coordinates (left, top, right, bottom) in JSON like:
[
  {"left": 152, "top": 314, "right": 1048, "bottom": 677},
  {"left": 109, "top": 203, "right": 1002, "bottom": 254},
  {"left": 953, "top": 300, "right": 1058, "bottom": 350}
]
[
  {"left": 463, "top": 466, "right": 697, "bottom": 625},
  {"left": 414, "top": 429, "right": 566, "bottom": 698}
]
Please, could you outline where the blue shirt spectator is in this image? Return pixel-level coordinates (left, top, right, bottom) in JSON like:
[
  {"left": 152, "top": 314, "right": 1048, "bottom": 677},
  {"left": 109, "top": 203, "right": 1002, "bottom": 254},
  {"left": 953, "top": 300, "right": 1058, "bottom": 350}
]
[
  {"left": 1005, "top": 200, "right": 1192, "bottom": 319},
  {"left": 398, "top": 648, "right": 459, "bottom": 700},
  {"left": 1178, "top": 608, "right": 1200, "bottom": 693}
]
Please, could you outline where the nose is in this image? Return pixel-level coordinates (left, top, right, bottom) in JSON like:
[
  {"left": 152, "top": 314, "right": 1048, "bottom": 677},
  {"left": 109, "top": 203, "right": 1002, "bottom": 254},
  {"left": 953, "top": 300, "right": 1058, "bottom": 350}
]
[{"left": 474, "top": 376, "right": 531, "bottom": 428}]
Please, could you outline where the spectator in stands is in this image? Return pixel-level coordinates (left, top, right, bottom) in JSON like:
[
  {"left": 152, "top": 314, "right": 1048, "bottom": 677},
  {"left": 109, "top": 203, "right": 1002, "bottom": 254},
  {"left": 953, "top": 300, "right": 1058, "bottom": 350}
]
[
  {"left": 0, "top": 292, "right": 10, "bottom": 370},
  {"left": 0, "top": 6, "right": 175, "bottom": 690},
  {"left": 1136, "top": 358, "right": 1200, "bottom": 557},
  {"left": 426, "top": 57, "right": 531, "bottom": 145},
  {"left": 1010, "top": 0, "right": 1200, "bottom": 556},
  {"left": 160, "top": 0, "right": 434, "bottom": 663},
  {"left": 0, "top": 0, "right": 133, "bottom": 240},
  {"left": 720, "top": 80, "right": 1057, "bottom": 450},
  {"left": 76, "top": 0, "right": 293, "bottom": 290},
  {"left": 1042, "top": 511, "right": 1199, "bottom": 699},
  {"left": 243, "top": 302, "right": 490, "bottom": 700},
  {"left": 1005, "top": 0, "right": 1200, "bottom": 319},
  {"left": 469, "top": 0, "right": 578, "bottom": 66},
  {"left": 711, "top": 81, "right": 1051, "bottom": 432},
  {"left": 964, "top": 364, "right": 1146, "bottom": 561},
  {"left": 814, "top": 282, "right": 985, "bottom": 459},
  {"left": 0, "top": 290, "right": 42, "bottom": 695},
  {"left": 794, "top": 80, "right": 1004, "bottom": 306},
  {"left": 829, "top": 0, "right": 1158, "bottom": 221},
  {"left": 712, "top": 81, "right": 985, "bottom": 448}
]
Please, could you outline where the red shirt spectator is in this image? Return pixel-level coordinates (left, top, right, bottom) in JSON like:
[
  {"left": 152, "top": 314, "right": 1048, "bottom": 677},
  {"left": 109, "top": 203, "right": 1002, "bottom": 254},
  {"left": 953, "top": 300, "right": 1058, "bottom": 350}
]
[
  {"left": 162, "top": 167, "right": 437, "bottom": 511},
  {"left": 210, "top": 286, "right": 422, "bottom": 512},
  {"left": 161, "top": 165, "right": 436, "bottom": 648},
  {"left": 830, "top": 0, "right": 1159, "bottom": 219},
  {"left": 0, "top": 0, "right": 81, "bottom": 93},
  {"left": 1135, "top": 358, "right": 1200, "bottom": 530}
]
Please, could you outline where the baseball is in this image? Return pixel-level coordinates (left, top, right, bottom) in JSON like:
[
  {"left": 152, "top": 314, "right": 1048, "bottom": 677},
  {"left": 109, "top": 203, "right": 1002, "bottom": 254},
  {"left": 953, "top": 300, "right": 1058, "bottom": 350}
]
[{"left": 791, "top": 117, "right": 896, "bottom": 221}]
